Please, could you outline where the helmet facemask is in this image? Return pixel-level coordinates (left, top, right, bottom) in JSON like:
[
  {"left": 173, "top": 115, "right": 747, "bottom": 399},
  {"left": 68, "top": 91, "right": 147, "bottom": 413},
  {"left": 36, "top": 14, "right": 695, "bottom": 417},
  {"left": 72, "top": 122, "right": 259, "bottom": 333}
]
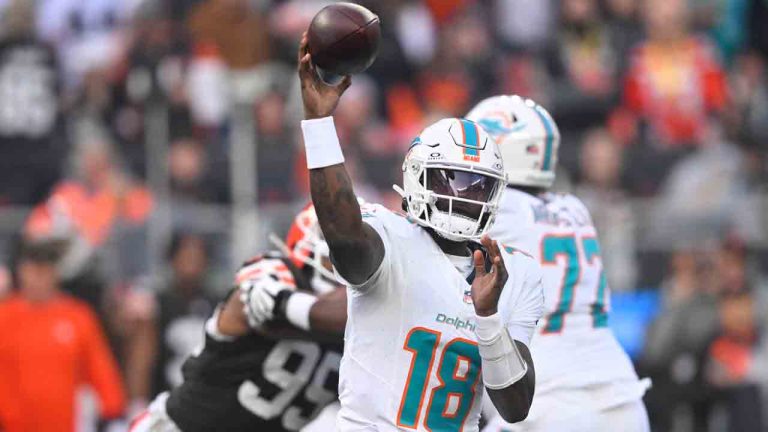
[
  {"left": 396, "top": 117, "right": 506, "bottom": 242},
  {"left": 291, "top": 231, "right": 337, "bottom": 291},
  {"left": 402, "top": 162, "right": 504, "bottom": 242}
]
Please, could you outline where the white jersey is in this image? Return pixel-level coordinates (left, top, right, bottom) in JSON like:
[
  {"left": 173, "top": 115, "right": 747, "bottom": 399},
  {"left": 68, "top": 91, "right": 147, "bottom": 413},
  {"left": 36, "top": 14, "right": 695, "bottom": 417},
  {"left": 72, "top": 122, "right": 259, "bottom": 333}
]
[
  {"left": 488, "top": 188, "right": 644, "bottom": 398},
  {"left": 337, "top": 204, "right": 544, "bottom": 432}
]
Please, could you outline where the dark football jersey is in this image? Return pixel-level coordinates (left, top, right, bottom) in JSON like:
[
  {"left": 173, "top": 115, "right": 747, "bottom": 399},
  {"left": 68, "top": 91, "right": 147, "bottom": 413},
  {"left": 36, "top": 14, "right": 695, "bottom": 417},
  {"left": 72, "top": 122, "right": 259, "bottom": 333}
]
[
  {"left": 165, "top": 254, "right": 343, "bottom": 432},
  {"left": 151, "top": 286, "right": 216, "bottom": 397}
]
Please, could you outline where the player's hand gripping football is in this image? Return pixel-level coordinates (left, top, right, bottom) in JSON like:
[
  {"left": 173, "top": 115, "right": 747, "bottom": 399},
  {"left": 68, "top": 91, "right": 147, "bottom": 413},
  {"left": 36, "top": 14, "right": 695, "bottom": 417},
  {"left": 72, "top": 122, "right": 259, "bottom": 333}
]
[
  {"left": 298, "top": 32, "right": 352, "bottom": 120},
  {"left": 471, "top": 236, "right": 509, "bottom": 317}
]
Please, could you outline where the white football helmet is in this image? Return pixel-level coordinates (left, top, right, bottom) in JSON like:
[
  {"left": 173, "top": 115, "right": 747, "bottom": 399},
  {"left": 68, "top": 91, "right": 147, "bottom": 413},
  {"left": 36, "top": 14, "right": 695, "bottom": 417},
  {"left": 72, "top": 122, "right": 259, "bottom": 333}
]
[
  {"left": 395, "top": 118, "right": 506, "bottom": 241},
  {"left": 466, "top": 95, "right": 560, "bottom": 189}
]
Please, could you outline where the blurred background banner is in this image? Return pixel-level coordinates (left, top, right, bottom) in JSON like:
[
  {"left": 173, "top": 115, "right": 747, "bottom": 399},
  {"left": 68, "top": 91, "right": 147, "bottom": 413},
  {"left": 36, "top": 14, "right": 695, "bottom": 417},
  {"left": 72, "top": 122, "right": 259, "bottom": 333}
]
[{"left": 0, "top": 0, "right": 766, "bottom": 431}]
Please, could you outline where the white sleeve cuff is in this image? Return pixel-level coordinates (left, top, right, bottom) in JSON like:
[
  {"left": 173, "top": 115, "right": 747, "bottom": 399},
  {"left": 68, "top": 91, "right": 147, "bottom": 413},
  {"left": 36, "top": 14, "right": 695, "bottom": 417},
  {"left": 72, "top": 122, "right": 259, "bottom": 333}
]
[
  {"left": 285, "top": 292, "right": 318, "bottom": 331},
  {"left": 475, "top": 312, "right": 528, "bottom": 389},
  {"left": 475, "top": 312, "right": 504, "bottom": 342},
  {"left": 205, "top": 307, "right": 236, "bottom": 342},
  {"left": 301, "top": 116, "right": 345, "bottom": 169}
]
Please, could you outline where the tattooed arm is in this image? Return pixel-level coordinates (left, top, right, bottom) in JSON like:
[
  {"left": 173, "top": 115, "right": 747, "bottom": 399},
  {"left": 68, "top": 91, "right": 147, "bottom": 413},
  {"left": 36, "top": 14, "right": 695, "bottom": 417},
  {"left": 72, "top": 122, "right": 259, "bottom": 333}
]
[
  {"left": 308, "top": 166, "right": 384, "bottom": 284},
  {"left": 297, "top": 33, "right": 385, "bottom": 285}
]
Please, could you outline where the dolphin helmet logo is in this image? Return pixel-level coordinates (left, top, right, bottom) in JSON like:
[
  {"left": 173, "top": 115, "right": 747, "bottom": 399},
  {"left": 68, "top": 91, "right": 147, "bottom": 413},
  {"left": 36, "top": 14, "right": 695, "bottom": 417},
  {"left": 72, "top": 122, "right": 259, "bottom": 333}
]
[{"left": 478, "top": 118, "right": 528, "bottom": 139}]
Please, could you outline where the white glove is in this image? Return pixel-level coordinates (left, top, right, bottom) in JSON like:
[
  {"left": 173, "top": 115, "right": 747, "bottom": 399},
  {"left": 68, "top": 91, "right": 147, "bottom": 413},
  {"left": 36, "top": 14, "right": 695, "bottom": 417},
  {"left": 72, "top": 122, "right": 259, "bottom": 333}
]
[{"left": 239, "top": 274, "right": 295, "bottom": 328}]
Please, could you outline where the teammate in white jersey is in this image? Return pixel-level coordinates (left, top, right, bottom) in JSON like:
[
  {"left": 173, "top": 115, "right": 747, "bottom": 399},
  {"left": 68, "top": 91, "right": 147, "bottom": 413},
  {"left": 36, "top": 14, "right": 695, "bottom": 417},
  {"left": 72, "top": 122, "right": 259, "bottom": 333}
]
[
  {"left": 296, "top": 34, "right": 545, "bottom": 431},
  {"left": 466, "top": 95, "right": 650, "bottom": 431}
]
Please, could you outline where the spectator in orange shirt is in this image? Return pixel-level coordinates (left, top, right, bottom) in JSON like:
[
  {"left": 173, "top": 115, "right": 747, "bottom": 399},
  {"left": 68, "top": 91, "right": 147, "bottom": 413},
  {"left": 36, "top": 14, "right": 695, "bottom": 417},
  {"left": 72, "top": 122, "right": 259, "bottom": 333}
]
[
  {"left": 0, "top": 240, "right": 125, "bottom": 432},
  {"left": 24, "top": 126, "right": 153, "bottom": 312}
]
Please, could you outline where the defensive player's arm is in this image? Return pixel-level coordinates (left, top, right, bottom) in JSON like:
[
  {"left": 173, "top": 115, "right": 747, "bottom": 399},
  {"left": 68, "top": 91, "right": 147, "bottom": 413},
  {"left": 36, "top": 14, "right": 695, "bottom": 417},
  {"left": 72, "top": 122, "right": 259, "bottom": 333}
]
[
  {"left": 297, "top": 33, "right": 384, "bottom": 285},
  {"left": 219, "top": 287, "right": 347, "bottom": 338},
  {"left": 232, "top": 256, "right": 348, "bottom": 338},
  {"left": 305, "top": 286, "right": 347, "bottom": 334},
  {"left": 471, "top": 237, "right": 542, "bottom": 423}
]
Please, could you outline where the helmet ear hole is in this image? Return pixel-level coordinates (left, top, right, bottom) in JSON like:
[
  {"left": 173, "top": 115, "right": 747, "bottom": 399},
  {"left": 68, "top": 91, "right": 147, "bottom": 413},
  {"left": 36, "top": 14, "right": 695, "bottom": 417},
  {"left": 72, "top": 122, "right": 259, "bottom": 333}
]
[{"left": 401, "top": 197, "right": 408, "bottom": 212}]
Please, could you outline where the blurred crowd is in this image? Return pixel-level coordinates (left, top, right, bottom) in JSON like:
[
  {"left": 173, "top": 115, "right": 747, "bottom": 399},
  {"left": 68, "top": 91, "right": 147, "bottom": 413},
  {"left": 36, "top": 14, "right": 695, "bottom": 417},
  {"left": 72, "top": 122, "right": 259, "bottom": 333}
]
[{"left": 0, "top": 0, "right": 766, "bottom": 431}]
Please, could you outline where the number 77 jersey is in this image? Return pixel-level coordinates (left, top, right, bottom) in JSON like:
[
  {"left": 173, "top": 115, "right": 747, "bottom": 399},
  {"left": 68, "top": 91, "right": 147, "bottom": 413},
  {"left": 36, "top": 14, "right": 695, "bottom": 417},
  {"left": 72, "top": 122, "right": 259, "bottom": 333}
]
[{"left": 488, "top": 189, "right": 643, "bottom": 398}]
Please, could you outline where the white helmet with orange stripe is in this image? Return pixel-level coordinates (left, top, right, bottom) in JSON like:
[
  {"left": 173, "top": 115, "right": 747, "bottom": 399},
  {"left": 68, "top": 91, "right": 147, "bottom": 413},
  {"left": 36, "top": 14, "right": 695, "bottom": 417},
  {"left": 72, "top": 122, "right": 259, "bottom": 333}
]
[
  {"left": 395, "top": 118, "right": 506, "bottom": 241},
  {"left": 466, "top": 95, "right": 560, "bottom": 189},
  {"left": 281, "top": 203, "right": 336, "bottom": 294},
  {"left": 237, "top": 204, "right": 344, "bottom": 329}
]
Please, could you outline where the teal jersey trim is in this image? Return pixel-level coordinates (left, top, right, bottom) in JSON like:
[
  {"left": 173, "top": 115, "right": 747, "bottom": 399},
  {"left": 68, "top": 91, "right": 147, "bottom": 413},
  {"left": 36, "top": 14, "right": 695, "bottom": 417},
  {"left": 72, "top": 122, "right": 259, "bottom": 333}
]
[
  {"left": 533, "top": 107, "right": 555, "bottom": 171},
  {"left": 425, "top": 339, "right": 481, "bottom": 431},
  {"left": 583, "top": 237, "right": 609, "bottom": 328},
  {"left": 397, "top": 328, "right": 440, "bottom": 428},
  {"left": 397, "top": 328, "right": 482, "bottom": 429},
  {"left": 541, "top": 236, "right": 580, "bottom": 333}
]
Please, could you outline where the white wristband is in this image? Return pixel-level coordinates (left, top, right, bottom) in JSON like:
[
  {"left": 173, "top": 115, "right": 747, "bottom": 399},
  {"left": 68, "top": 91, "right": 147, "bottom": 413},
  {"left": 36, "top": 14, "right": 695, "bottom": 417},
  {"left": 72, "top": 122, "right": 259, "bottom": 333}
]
[
  {"left": 475, "top": 313, "right": 528, "bottom": 389},
  {"left": 301, "top": 116, "right": 345, "bottom": 169},
  {"left": 206, "top": 307, "right": 235, "bottom": 342},
  {"left": 475, "top": 312, "right": 504, "bottom": 342},
  {"left": 286, "top": 292, "right": 318, "bottom": 331}
]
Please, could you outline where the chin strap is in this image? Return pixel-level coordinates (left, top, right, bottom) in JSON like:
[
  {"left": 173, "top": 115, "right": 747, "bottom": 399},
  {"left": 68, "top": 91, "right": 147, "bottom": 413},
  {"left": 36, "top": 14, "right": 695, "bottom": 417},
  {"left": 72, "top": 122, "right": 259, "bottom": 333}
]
[{"left": 465, "top": 242, "right": 492, "bottom": 284}]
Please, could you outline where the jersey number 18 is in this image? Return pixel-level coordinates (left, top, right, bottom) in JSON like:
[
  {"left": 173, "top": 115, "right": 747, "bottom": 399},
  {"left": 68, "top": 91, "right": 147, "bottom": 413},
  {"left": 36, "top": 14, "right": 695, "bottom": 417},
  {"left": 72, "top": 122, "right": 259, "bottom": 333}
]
[{"left": 397, "top": 327, "right": 481, "bottom": 430}]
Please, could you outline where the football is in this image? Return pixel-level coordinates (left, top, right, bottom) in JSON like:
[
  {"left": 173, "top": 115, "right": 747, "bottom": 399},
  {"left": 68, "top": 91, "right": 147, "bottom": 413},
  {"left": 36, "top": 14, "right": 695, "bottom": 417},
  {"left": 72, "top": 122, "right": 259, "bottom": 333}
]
[{"left": 307, "top": 2, "right": 381, "bottom": 84}]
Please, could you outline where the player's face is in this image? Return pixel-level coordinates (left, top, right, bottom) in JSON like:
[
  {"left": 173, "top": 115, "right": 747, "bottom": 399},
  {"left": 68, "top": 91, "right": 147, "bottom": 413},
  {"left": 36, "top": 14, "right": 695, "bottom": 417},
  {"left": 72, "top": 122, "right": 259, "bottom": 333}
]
[{"left": 426, "top": 168, "right": 499, "bottom": 219}]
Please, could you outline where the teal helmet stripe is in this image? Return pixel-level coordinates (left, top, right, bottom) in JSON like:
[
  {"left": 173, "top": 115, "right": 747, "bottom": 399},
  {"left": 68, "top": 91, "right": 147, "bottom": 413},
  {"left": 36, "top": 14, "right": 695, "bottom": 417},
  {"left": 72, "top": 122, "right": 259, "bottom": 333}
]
[
  {"left": 532, "top": 107, "right": 555, "bottom": 171},
  {"left": 459, "top": 119, "right": 480, "bottom": 156}
]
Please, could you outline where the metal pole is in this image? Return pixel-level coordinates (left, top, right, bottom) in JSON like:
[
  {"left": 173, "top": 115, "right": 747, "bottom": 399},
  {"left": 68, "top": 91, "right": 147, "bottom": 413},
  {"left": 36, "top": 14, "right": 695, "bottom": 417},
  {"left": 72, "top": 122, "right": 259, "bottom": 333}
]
[
  {"left": 229, "top": 93, "right": 259, "bottom": 266},
  {"left": 145, "top": 100, "right": 171, "bottom": 275}
]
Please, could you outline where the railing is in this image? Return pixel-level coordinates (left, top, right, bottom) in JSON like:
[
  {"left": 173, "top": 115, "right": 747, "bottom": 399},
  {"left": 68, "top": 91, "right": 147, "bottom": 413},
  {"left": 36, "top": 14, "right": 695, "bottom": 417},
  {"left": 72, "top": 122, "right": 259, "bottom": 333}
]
[
  {"left": 1, "top": 68, "right": 765, "bottom": 287},
  {"left": 0, "top": 193, "right": 765, "bottom": 276}
]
